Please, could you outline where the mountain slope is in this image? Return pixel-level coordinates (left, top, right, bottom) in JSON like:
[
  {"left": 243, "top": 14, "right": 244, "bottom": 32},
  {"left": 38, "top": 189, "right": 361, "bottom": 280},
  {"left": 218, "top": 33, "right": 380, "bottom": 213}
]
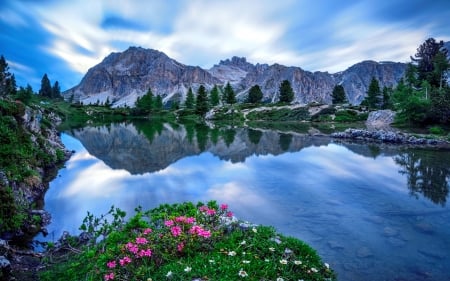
[{"left": 64, "top": 46, "right": 408, "bottom": 106}]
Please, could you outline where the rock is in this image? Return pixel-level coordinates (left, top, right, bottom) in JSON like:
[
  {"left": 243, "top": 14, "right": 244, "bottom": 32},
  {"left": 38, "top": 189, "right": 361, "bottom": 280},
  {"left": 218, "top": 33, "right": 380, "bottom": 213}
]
[
  {"left": 387, "top": 237, "right": 406, "bottom": 247},
  {"left": 414, "top": 222, "right": 434, "bottom": 234},
  {"left": 0, "top": 256, "right": 11, "bottom": 279},
  {"left": 331, "top": 128, "right": 450, "bottom": 147},
  {"left": 356, "top": 246, "right": 373, "bottom": 258},
  {"left": 327, "top": 240, "right": 345, "bottom": 249},
  {"left": 383, "top": 226, "right": 398, "bottom": 237},
  {"left": 418, "top": 248, "right": 446, "bottom": 260},
  {"left": 366, "top": 110, "right": 396, "bottom": 131}
]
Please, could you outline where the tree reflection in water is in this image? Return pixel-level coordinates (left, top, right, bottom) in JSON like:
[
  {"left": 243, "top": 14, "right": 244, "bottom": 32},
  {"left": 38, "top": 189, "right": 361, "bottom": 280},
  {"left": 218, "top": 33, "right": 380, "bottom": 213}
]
[{"left": 394, "top": 149, "right": 450, "bottom": 206}]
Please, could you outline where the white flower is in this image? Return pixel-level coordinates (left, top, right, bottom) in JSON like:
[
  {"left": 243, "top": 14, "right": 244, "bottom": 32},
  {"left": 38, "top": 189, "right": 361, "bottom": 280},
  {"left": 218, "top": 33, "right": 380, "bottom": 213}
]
[
  {"left": 294, "top": 260, "right": 302, "bottom": 265},
  {"left": 242, "top": 260, "right": 250, "bottom": 264},
  {"left": 228, "top": 251, "right": 237, "bottom": 256},
  {"left": 279, "top": 259, "right": 288, "bottom": 265},
  {"left": 264, "top": 259, "right": 270, "bottom": 262},
  {"left": 240, "top": 240, "right": 246, "bottom": 245},
  {"left": 184, "top": 266, "right": 192, "bottom": 272},
  {"left": 269, "top": 247, "right": 275, "bottom": 252},
  {"left": 277, "top": 278, "right": 284, "bottom": 281},
  {"left": 324, "top": 262, "right": 330, "bottom": 269},
  {"left": 238, "top": 269, "right": 248, "bottom": 277},
  {"left": 311, "top": 267, "right": 318, "bottom": 273},
  {"left": 166, "top": 271, "right": 173, "bottom": 278},
  {"left": 209, "top": 259, "right": 215, "bottom": 263},
  {"left": 252, "top": 227, "right": 257, "bottom": 233}
]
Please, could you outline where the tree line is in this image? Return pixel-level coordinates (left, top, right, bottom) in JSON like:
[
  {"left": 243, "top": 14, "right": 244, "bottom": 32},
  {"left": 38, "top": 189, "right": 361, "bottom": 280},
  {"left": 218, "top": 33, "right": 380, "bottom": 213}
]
[
  {"left": 0, "top": 55, "right": 62, "bottom": 104},
  {"left": 330, "top": 38, "right": 450, "bottom": 127},
  {"left": 134, "top": 80, "right": 295, "bottom": 118}
]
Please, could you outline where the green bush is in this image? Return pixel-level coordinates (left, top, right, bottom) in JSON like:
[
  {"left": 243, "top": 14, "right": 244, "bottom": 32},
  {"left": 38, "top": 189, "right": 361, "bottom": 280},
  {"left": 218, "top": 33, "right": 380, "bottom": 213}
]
[
  {"left": 429, "top": 126, "right": 445, "bottom": 135},
  {"left": 40, "top": 201, "right": 336, "bottom": 281}
]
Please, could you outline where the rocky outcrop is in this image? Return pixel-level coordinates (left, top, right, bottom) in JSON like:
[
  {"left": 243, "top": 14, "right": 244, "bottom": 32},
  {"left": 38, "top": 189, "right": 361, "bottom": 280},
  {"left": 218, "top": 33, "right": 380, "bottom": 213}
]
[
  {"left": 331, "top": 128, "right": 450, "bottom": 147},
  {"left": 63, "top": 47, "right": 407, "bottom": 107},
  {"left": 64, "top": 47, "right": 221, "bottom": 107},
  {"left": 365, "top": 110, "right": 396, "bottom": 131}
]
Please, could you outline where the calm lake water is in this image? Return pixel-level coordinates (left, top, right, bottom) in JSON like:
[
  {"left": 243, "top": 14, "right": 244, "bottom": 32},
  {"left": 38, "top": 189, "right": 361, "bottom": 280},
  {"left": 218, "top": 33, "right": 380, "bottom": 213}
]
[{"left": 41, "top": 121, "right": 450, "bottom": 281}]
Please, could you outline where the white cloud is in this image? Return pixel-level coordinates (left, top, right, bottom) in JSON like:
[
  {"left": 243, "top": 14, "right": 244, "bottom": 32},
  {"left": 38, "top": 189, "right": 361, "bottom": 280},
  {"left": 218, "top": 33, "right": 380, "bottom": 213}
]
[{"left": 17, "top": 0, "right": 448, "bottom": 77}]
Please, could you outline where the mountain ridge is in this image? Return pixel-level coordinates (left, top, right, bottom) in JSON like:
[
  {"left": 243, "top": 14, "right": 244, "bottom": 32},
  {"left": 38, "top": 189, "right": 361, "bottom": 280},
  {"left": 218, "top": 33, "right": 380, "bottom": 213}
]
[{"left": 64, "top": 46, "right": 409, "bottom": 107}]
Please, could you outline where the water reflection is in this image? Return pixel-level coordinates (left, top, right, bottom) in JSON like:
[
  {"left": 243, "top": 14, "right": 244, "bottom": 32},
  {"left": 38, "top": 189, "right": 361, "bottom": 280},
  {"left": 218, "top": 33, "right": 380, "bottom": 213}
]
[
  {"left": 43, "top": 122, "right": 450, "bottom": 281},
  {"left": 395, "top": 149, "right": 450, "bottom": 206}
]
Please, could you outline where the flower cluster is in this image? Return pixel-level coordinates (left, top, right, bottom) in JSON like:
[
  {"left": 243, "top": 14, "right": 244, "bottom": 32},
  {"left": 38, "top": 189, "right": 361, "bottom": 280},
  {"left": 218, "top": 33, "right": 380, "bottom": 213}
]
[{"left": 102, "top": 203, "right": 231, "bottom": 280}]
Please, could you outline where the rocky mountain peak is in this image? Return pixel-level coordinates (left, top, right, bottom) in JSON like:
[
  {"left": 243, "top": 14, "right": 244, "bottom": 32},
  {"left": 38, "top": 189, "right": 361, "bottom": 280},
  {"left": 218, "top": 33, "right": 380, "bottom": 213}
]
[{"left": 64, "top": 47, "right": 409, "bottom": 107}]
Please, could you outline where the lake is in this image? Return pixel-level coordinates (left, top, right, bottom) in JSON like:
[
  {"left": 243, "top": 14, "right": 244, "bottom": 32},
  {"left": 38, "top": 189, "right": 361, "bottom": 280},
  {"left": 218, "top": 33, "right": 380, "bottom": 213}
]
[{"left": 41, "top": 121, "right": 450, "bottom": 281}]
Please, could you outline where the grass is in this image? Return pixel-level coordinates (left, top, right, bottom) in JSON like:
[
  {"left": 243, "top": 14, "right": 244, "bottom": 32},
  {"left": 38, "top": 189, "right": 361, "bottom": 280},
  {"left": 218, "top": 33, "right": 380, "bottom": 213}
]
[{"left": 40, "top": 201, "right": 336, "bottom": 281}]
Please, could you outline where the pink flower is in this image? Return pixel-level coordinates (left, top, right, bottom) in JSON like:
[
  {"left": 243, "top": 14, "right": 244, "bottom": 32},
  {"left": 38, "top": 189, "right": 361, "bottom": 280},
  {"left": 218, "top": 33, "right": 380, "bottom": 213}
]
[
  {"left": 199, "top": 229, "right": 211, "bottom": 238},
  {"left": 206, "top": 209, "right": 216, "bottom": 216},
  {"left": 199, "top": 206, "right": 209, "bottom": 212},
  {"left": 126, "top": 242, "right": 139, "bottom": 254},
  {"left": 143, "top": 228, "right": 152, "bottom": 235},
  {"left": 106, "top": 260, "right": 116, "bottom": 269},
  {"left": 171, "top": 226, "right": 182, "bottom": 237},
  {"left": 226, "top": 211, "right": 233, "bottom": 217},
  {"left": 119, "top": 256, "right": 132, "bottom": 266},
  {"left": 186, "top": 217, "right": 196, "bottom": 224},
  {"left": 164, "top": 220, "right": 174, "bottom": 227},
  {"left": 135, "top": 237, "right": 148, "bottom": 245},
  {"left": 104, "top": 272, "right": 115, "bottom": 280},
  {"left": 189, "top": 225, "right": 202, "bottom": 234},
  {"left": 139, "top": 248, "right": 152, "bottom": 257},
  {"left": 175, "top": 216, "right": 186, "bottom": 223},
  {"left": 177, "top": 242, "right": 185, "bottom": 252},
  {"left": 220, "top": 204, "right": 228, "bottom": 210}
]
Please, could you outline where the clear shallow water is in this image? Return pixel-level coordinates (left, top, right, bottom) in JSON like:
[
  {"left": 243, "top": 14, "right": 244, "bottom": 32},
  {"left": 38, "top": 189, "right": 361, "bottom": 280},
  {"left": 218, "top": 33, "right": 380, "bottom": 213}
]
[{"left": 41, "top": 122, "right": 450, "bottom": 281}]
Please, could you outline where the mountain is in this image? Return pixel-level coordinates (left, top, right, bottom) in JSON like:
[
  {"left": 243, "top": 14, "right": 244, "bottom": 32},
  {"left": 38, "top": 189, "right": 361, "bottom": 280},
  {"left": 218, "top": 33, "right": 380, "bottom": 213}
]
[
  {"left": 64, "top": 46, "right": 408, "bottom": 106},
  {"left": 64, "top": 47, "right": 220, "bottom": 107}
]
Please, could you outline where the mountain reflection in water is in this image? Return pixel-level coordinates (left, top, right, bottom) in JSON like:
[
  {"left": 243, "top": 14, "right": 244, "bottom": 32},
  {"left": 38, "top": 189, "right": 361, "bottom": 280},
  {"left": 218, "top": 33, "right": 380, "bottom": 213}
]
[{"left": 44, "top": 121, "right": 450, "bottom": 281}]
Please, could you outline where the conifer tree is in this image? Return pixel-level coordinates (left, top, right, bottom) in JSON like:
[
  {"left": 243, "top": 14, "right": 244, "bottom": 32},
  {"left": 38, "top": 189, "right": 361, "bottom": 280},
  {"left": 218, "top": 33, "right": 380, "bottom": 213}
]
[
  {"left": 0, "top": 55, "right": 16, "bottom": 97},
  {"left": 361, "top": 77, "right": 381, "bottom": 109},
  {"left": 209, "top": 85, "right": 220, "bottom": 106},
  {"left": 247, "top": 84, "right": 263, "bottom": 103},
  {"left": 39, "top": 73, "right": 52, "bottom": 98},
  {"left": 278, "top": 80, "right": 294, "bottom": 103},
  {"left": 185, "top": 87, "right": 195, "bottom": 109},
  {"left": 331, "top": 84, "right": 347, "bottom": 104},
  {"left": 223, "top": 82, "right": 236, "bottom": 105},
  {"left": 52, "top": 81, "right": 61, "bottom": 99},
  {"left": 195, "top": 85, "right": 209, "bottom": 117}
]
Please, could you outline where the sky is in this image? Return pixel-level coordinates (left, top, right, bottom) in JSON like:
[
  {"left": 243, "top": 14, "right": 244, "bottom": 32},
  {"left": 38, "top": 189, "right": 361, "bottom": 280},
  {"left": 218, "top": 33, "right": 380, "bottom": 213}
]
[{"left": 1, "top": 0, "right": 449, "bottom": 91}]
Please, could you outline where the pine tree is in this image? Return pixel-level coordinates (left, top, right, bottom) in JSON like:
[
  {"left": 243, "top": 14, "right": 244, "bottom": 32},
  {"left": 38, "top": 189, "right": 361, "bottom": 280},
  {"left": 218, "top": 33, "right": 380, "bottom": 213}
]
[
  {"left": 0, "top": 55, "right": 16, "bottom": 97},
  {"left": 278, "top": 80, "right": 294, "bottom": 103},
  {"left": 154, "top": 95, "right": 163, "bottom": 110},
  {"left": 223, "top": 82, "right": 236, "bottom": 105},
  {"left": 185, "top": 87, "right": 195, "bottom": 109},
  {"left": 361, "top": 77, "right": 382, "bottom": 109},
  {"left": 247, "top": 84, "right": 263, "bottom": 103},
  {"left": 331, "top": 84, "right": 347, "bottom": 104},
  {"left": 195, "top": 85, "right": 209, "bottom": 117},
  {"left": 135, "top": 88, "right": 154, "bottom": 112},
  {"left": 52, "top": 81, "right": 61, "bottom": 99},
  {"left": 381, "top": 86, "right": 393, "bottom": 109},
  {"left": 39, "top": 74, "right": 52, "bottom": 98},
  {"left": 411, "top": 38, "right": 448, "bottom": 87},
  {"left": 209, "top": 85, "right": 220, "bottom": 106}
]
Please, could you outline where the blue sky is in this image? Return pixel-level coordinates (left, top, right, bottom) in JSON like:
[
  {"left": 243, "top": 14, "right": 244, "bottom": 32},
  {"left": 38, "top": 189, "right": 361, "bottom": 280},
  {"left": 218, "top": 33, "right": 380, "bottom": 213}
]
[{"left": 1, "top": 0, "right": 449, "bottom": 91}]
